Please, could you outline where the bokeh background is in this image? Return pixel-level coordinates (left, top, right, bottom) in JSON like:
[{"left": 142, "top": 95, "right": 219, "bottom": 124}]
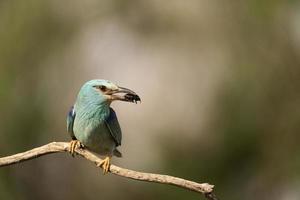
[{"left": 0, "top": 1, "right": 300, "bottom": 200}]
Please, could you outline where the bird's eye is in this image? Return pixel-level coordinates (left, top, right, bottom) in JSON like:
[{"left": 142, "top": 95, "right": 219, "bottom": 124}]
[
  {"left": 93, "top": 85, "right": 107, "bottom": 92},
  {"left": 99, "top": 85, "right": 107, "bottom": 92}
]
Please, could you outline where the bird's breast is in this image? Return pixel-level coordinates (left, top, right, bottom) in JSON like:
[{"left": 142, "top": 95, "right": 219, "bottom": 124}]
[{"left": 73, "top": 115, "right": 116, "bottom": 156}]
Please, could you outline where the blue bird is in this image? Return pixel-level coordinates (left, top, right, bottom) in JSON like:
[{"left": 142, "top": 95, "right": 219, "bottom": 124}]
[{"left": 67, "top": 79, "right": 140, "bottom": 173}]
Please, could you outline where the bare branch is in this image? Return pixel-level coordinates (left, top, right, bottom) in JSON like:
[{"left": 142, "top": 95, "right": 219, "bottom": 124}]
[{"left": 0, "top": 142, "right": 218, "bottom": 200}]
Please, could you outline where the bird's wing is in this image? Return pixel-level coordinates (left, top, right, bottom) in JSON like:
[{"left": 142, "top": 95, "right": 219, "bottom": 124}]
[
  {"left": 67, "top": 106, "right": 77, "bottom": 140},
  {"left": 105, "top": 107, "right": 122, "bottom": 146}
]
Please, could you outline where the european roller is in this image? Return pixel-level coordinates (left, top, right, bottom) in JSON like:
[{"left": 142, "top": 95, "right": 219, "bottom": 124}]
[{"left": 67, "top": 79, "right": 140, "bottom": 173}]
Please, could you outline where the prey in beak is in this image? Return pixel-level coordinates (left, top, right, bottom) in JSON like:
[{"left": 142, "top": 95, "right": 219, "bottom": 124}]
[
  {"left": 94, "top": 84, "right": 141, "bottom": 103},
  {"left": 110, "top": 86, "right": 141, "bottom": 103}
]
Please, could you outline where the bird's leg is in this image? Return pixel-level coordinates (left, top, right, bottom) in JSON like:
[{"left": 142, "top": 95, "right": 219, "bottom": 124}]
[
  {"left": 97, "top": 157, "right": 111, "bottom": 174},
  {"left": 69, "top": 140, "right": 83, "bottom": 157}
]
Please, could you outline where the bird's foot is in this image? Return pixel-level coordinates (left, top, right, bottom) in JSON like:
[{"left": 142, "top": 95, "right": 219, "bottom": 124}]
[
  {"left": 97, "top": 157, "right": 111, "bottom": 174},
  {"left": 69, "top": 140, "right": 83, "bottom": 157}
]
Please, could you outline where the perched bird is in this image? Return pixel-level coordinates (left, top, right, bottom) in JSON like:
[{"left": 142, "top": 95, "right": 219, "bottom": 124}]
[{"left": 67, "top": 79, "right": 140, "bottom": 173}]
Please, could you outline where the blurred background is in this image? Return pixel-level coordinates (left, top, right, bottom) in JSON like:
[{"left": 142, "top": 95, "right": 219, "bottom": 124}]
[{"left": 0, "top": 1, "right": 300, "bottom": 200}]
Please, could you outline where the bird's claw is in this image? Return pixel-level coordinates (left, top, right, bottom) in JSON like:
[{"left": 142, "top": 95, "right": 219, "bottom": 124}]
[
  {"left": 69, "top": 140, "right": 83, "bottom": 157},
  {"left": 97, "top": 157, "right": 111, "bottom": 174}
]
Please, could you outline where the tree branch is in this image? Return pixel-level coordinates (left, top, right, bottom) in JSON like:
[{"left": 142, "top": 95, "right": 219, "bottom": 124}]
[{"left": 0, "top": 142, "right": 218, "bottom": 200}]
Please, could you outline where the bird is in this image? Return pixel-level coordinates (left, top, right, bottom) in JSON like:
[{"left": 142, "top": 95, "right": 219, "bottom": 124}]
[{"left": 67, "top": 79, "right": 141, "bottom": 173}]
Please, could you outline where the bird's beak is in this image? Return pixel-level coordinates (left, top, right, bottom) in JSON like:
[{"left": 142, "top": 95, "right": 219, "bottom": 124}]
[{"left": 109, "top": 86, "right": 141, "bottom": 103}]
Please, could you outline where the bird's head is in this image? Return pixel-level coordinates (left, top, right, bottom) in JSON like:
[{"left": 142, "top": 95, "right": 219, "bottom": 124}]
[{"left": 78, "top": 79, "right": 141, "bottom": 105}]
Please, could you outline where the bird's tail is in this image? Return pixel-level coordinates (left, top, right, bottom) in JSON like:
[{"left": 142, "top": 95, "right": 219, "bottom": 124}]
[{"left": 113, "top": 149, "right": 122, "bottom": 157}]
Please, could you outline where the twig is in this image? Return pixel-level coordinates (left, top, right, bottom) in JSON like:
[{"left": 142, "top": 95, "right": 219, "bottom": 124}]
[{"left": 0, "top": 142, "right": 218, "bottom": 200}]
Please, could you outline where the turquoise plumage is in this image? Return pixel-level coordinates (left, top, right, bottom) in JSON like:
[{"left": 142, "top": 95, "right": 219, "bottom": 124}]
[{"left": 67, "top": 79, "right": 140, "bottom": 173}]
